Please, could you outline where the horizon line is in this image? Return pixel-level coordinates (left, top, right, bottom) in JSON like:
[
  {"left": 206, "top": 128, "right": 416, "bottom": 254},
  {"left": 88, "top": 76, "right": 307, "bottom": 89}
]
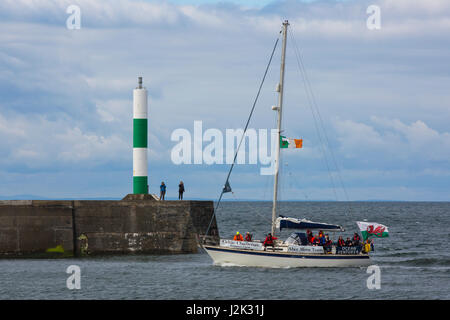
[{"left": 0, "top": 195, "right": 448, "bottom": 203}]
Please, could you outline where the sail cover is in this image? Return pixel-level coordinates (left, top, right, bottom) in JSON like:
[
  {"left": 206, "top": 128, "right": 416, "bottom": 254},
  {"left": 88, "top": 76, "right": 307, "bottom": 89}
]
[{"left": 276, "top": 216, "right": 344, "bottom": 232}]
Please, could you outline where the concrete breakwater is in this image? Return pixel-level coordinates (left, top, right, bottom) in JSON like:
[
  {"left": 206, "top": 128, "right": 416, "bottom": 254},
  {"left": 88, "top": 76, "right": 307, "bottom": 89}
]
[{"left": 0, "top": 195, "right": 219, "bottom": 258}]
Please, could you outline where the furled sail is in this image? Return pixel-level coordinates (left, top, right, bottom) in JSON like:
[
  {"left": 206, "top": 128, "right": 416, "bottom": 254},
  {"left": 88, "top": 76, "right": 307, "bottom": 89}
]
[{"left": 276, "top": 216, "right": 345, "bottom": 231}]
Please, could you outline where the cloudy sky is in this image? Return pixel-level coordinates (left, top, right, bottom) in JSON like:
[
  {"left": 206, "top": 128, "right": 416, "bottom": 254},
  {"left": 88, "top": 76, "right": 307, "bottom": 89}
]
[{"left": 0, "top": 0, "right": 449, "bottom": 201}]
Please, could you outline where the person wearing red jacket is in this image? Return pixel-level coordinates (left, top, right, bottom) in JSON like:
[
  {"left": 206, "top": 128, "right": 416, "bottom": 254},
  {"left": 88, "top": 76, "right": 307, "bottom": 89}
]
[
  {"left": 337, "top": 236, "right": 345, "bottom": 247},
  {"left": 307, "top": 230, "right": 315, "bottom": 245},
  {"left": 263, "top": 233, "right": 278, "bottom": 250}
]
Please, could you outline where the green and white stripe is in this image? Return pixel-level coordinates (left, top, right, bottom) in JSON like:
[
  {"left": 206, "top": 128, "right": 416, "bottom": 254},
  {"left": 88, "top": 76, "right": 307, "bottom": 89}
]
[{"left": 133, "top": 78, "right": 148, "bottom": 194}]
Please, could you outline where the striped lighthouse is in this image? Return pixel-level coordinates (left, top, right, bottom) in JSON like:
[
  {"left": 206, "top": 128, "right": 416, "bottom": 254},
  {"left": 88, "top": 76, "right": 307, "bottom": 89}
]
[{"left": 133, "top": 77, "right": 148, "bottom": 194}]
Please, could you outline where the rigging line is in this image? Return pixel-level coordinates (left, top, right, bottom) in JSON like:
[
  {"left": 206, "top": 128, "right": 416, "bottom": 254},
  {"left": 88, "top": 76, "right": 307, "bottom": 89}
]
[
  {"left": 203, "top": 34, "right": 281, "bottom": 240},
  {"left": 293, "top": 40, "right": 345, "bottom": 199},
  {"left": 278, "top": 155, "right": 286, "bottom": 212},
  {"left": 289, "top": 28, "right": 353, "bottom": 214},
  {"left": 287, "top": 29, "right": 339, "bottom": 202},
  {"left": 289, "top": 31, "right": 343, "bottom": 204},
  {"left": 286, "top": 30, "right": 335, "bottom": 193},
  {"left": 290, "top": 33, "right": 350, "bottom": 204}
]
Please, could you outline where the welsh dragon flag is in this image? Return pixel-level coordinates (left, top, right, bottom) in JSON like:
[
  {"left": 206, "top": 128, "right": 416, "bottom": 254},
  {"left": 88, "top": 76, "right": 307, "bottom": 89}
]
[
  {"left": 280, "top": 136, "right": 302, "bottom": 149},
  {"left": 356, "top": 221, "right": 389, "bottom": 240}
]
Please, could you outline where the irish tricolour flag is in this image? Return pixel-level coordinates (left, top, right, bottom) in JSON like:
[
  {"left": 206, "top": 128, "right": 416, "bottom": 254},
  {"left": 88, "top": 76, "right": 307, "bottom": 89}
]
[
  {"left": 280, "top": 136, "right": 302, "bottom": 149},
  {"left": 356, "top": 221, "right": 389, "bottom": 240}
]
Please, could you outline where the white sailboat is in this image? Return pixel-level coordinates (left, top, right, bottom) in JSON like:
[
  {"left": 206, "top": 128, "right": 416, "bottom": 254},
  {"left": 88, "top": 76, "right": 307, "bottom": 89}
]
[{"left": 202, "top": 20, "right": 371, "bottom": 268}]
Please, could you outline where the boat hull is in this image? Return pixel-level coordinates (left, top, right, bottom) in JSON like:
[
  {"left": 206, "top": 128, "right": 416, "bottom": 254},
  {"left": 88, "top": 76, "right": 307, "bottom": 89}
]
[{"left": 203, "top": 245, "right": 371, "bottom": 268}]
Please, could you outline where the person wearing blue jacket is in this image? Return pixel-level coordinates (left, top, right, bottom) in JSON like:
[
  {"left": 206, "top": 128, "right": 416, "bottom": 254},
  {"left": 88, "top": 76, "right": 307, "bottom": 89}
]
[
  {"left": 160, "top": 182, "right": 166, "bottom": 200},
  {"left": 319, "top": 234, "right": 326, "bottom": 246}
]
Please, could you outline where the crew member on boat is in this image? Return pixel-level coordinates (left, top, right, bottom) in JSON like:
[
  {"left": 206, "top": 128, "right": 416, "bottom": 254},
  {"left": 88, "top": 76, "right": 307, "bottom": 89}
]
[
  {"left": 363, "top": 239, "right": 371, "bottom": 254},
  {"left": 337, "top": 236, "right": 345, "bottom": 247},
  {"left": 244, "top": 232, "right": 252, "bottom": 242},
  {"left": 263, "top": 233, "right": 278, "bottom": 249},
  {"left": 345, "top": 237, "right": 353, "bottom": 247},
  {"left": 324, "top": 234, "right": 332, "bottom": 253},
  {"left": 318, "top": 232, "right": 326, "bottom": 246},
  {"left": 307, "top": 230, "right": 315, "bottom": 245},
  {"left": 233, "top": 232, "right": 243, "bottom": 241},
  {"left": 352, "top": 233, "right": 361, "bottom": 246}
]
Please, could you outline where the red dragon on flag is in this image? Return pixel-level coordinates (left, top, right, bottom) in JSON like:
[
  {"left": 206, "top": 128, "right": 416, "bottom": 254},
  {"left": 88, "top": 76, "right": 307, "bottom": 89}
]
[
  {"left": 366, "top": 225, "right": 386, "bottom": 237},
  {"left": 357, "top": 221, "right": 389, "bottom": 240}
]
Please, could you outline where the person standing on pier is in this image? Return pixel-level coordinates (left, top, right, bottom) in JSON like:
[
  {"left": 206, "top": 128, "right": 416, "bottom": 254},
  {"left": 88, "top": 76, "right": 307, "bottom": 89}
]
[
  {"left": 160, "top": 182, "right": 166, "bottom": 200},
  {"left": 178, "top": 181, "right": 185, "bottom": 200}
]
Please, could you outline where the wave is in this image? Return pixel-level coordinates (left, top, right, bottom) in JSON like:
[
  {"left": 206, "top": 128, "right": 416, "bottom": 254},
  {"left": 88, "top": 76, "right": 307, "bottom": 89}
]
[
  {"left": 397, "top": 257, "right": 450, "bottom": 267},
  {"left": 381, "top": 251, "right": 422, "bottom": 258},
  {"left": 380, "top": 265, "right": 450, "bottom": 272}
]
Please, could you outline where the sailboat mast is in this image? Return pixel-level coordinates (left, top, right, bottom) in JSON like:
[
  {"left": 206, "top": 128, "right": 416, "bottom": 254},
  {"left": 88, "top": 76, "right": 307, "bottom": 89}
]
[{"left": 271, "top": 20, "right": 289, "bottom": 236}]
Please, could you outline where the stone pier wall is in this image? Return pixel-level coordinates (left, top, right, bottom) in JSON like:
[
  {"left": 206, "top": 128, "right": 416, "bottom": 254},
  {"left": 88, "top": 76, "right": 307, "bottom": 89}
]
[{"left": 0, "top": 197, "right": 219, "bottom": 258}]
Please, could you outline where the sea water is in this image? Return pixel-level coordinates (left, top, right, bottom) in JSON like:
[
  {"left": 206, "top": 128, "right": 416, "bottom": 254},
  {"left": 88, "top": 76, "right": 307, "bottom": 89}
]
[{"left": 0, "top": 201, "right": 449, "bottom": 299}]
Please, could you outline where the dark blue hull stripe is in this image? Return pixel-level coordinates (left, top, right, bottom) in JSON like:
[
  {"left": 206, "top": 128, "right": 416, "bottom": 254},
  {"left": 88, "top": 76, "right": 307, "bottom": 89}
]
[{"left": 204, "top": 246, "right": 370, "bottom": 260}]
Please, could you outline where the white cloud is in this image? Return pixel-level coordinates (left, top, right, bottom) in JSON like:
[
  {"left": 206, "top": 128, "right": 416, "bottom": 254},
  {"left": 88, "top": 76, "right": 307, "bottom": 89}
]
[
  {"left": 0, "top": 113, "right": 130, "bottom": 169},
  {"left": 0, "top": 0, "right": 449, "bottom": 199},
  {"left": 95, "top": 99, "right": 131, "bottom": 123},
  {"left": 0, "top": 0, "right": 449, "bottom": 38},
  {"left": 55, "top": 126, "right": 128, "bottom": 163},
  {"left": 334, "top": 117, "right": 450, "bottom": 162}
]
